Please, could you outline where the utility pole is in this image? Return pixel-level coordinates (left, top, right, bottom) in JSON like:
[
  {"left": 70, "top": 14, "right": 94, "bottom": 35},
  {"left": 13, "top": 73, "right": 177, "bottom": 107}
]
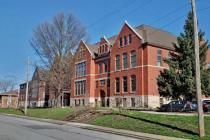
[
  {"left": 191, "top": 0, "right": 205, "bottom": 137},
  {"left": 24, "top": 57, "right": 30, "bottom": 115},
  {"left": 62, "top": 92, "right": 64, "bottom": 108}
]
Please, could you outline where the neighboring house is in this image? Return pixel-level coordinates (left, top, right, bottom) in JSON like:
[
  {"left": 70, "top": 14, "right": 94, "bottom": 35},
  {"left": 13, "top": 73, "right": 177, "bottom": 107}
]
[
  {"left": 71, "top": 21, "right": 210, "bottom": 108},
  {"left": 19, "top": 67, "right": 49, "bottom": 108},
  {"left": 0, "top": 90, "right": 19, "bottom": 108}
]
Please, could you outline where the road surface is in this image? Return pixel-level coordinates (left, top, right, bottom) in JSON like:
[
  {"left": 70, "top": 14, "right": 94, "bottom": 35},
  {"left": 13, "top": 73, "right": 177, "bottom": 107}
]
[{"left": 0, "top": 115, "right": 138, "bottom": 140}]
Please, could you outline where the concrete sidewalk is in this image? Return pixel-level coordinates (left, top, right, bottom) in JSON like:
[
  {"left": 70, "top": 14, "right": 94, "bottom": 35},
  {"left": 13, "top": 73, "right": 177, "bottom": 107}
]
[
  {"left": 0, "top": 113, "right": 187, "bottom": 140},
  {"left": 140, "top": 111, "right": 210, "bottom": 116}
]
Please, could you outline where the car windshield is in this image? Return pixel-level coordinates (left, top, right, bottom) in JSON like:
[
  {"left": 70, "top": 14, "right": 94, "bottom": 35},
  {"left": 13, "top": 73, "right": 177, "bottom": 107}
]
[
  {"left": 192, "top": 101, "right": 197, "bottom": 104},
  {"left": 203, "top": 100, "right": 210, "bottom": 105}
]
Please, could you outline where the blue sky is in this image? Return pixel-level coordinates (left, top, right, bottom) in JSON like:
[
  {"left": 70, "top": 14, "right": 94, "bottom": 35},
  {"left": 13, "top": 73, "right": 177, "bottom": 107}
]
[{"left": 0, "top": 0, "right": 209, "bottom": 86}]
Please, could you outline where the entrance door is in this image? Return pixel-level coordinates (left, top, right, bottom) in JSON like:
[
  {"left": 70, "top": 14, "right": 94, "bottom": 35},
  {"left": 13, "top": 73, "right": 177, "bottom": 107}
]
[{"left": 100, "top": 90, "right": 106, "bottom": 107}]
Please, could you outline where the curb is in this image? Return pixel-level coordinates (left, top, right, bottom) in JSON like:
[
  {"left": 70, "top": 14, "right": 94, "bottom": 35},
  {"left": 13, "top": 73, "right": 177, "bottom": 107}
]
[
  {"left": 0, "top": 113, "right": 188, "bottom": 140},
  {"left": 71, "top": 123, "right": 186, "bottom": 140}
]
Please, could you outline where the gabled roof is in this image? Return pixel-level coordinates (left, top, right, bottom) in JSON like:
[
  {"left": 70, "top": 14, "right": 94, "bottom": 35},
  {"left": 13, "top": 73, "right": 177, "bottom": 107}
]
[
  {"left": 124, "top": 21, "right": 144, "bottom": 42},
  {"left": 0, "top": 90, "right": 19, "bottom": 96},
  {"left": 85, "top": 36, "right": 117, "bottom": 58},
  {"left": 135, "top": 24, "right": 177, "bottom": 50},
  {"left": 84, "top": 21, "right": 177, "bottom": 57},
  {"left": 32, "top": 67, "right": 48, "bottom": 81}
]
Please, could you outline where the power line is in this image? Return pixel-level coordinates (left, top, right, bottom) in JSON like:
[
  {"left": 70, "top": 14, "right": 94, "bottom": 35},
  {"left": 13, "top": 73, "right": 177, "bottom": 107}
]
[
  {"left": 87, "top": 1, "right": 190, "bottom": 40},
  {"left": 146, "top": 5, "right": 210, "bottom": 37},
  {"left": 148, "top": 2, "right": 190, "bottom": 25},
  {"left": 90, "top": 0, "right": 153, "bottom": 34},
  {"left": 198, "top": 6, "right": 210, "bottom": 11},
  {"left": 86, "top": 0, "right": 139, "bottom": 29}
]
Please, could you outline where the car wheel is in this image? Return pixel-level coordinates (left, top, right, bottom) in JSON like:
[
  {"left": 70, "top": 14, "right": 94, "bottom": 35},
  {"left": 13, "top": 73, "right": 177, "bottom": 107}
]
[{"left": 203, "top": 108, "right": 208, "bottom": 112}]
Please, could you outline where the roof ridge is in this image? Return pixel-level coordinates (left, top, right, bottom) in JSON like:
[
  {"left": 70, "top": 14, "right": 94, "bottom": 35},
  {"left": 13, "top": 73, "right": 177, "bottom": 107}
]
[{"left": 135, "top": 24, "right": 177, "bottom": 37}]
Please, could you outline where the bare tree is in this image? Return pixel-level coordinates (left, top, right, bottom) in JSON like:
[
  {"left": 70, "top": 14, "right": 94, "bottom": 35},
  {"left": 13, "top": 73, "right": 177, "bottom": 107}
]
[
  {"left": 0, "top": 76, "right": 17, "bottom": 93},
  {"left": 30, "top": 13, "right": 86, "bottom": 107}
]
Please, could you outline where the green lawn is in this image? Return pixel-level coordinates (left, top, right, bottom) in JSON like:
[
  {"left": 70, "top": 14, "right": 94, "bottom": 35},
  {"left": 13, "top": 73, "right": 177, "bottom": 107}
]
[
  {"left": 1, "top": 108, "right": 210, "bottom": 139},
  {"left": 0, "top": 108, "right": 75, "bottom": 120},
  {"left": 0, "top": 108, "right": 23, "bottom": 115},
  {"left": 91, "top": 111, "right": 210, "bottom": 140}
]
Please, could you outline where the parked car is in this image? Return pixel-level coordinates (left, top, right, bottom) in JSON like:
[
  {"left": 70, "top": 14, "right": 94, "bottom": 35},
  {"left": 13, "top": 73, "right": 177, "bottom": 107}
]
[
  {"left": 160, "top": 100, "right": 210, "bottom": 112},
  {"left": 203, "top": 100, "right": 210, "bottom": 112},
  {"left": 182, "top": 101, "right": 197, "bottom": 112},
  {"left": 160, "top": 101, "right": 184, "bottom": 112},
  {"left": 181, "top": 100, "right": 210, "bottom": 112}
]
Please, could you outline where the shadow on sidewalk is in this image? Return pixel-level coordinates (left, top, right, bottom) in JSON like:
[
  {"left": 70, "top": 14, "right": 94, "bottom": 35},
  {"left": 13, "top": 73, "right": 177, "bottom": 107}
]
[{"left": 108, "top": 112, "right": 198, "bottom": 136}]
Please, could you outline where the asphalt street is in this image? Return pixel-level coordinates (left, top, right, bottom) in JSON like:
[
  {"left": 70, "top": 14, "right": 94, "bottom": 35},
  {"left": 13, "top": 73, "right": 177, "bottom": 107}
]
[{"left": 0, "top": 115, "right": 138, "bottom": 140}]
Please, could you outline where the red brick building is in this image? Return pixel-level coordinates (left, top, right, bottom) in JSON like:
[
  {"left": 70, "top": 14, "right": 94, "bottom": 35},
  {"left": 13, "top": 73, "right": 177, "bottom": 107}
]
[
  {"left": 19, "top": 67, "right": 49, "bottom": 107},
  {"left": 71, "top": 21, "right": 210, "bottom": 108}
]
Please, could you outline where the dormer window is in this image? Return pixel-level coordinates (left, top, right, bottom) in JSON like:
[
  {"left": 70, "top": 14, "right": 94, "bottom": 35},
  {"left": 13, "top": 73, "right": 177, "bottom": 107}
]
[
  {"left": 99, "top": 44, "right": 109, "bottom": 54},
  {"left": 124, "top": 36, "right": 127, "bottom": 46},
  {"left": 99, "top": 46, "right": 102, "bottom": 53},
  {"left": 79, "top": 47, "right": 84, "bottom": 59},
  {"left": 105, "top": 45, "right": 108, "bottom": 52},
  {"left": 129, "top": 34, "right": 132, "bottom": 44},
  {"left": 102, "top": 45, "right": 105, "bottom": 53},
  {"left": 119, "top": 37, "right": 123, "bottom": 47}
]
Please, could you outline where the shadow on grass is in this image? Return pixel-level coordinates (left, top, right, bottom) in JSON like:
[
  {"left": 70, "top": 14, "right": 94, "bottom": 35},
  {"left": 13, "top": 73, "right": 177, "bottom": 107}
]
[
  {"left": 109, "top": 112, "right": 198, "bottom": 136},
  {"left": 18, "top": 109, "right": 25, "bottom": 114}
]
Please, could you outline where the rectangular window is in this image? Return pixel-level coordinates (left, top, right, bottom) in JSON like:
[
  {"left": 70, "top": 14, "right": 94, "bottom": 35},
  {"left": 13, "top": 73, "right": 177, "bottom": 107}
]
[
  {"left": 124, "top": 36, "right": 127, "bottom": 46},
  {"left": 115, "top": 55, "right": 120, "bottom": 70},
  {"left": 119, "top": 37, "right": 123, "bottom": 47},
  {"left": 105, "top": 45, "right": 108, "bottom": 52},
  {"left": 79, "top": 47, "right": 84, "bottom": 59},
  {"left": 157, "top": 50, "right": 162, "bottom": 66},
  {"left": 75, "top": 81, "right": 86, "bottom": 96},
  {"left": 129, "top": 34, "right": 132, "bottom": 44},
  {"left": 84, "top": 62, "right": 86, "bottom": 75},
  {"left": 104, "top": 61, "right": 108, "bottom": 72},
  {"left": 76, "top": 62, "right": 86, "bottom": 77},
  {"left": 115, "top": 78, "right": 120, "bottom": 93},
  {"left": 123, "top": 53, "right": 128, "bottom": 69},
  {"left": 131, "top": 51, "right": 136, "bottom": 67},
  {"left": 99, "top": 63, "right": 103, "bottom": 73},
  {"left": 78, "top": 82, "right": 81, "bottom": 95},
  {"left": 81, "top": 82, "right": 83, "bottom": 95},
  {"left": 102, "top": 45, "right": 104, "bottom": 53},
  {"left": 100, "top": 80, "right": 105, "bottom": 86},
  {"left": 131, "top": 75, "right": 136, "bottom": 92},
  {"left": 123, "top": 76, "right": 127, "bottom": 92}
]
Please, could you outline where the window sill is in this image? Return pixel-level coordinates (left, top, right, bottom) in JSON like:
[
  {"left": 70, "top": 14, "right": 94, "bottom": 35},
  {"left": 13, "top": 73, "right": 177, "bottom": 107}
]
[
  {"left": 119, "top": 45, "right": 129, "bottom": 48},
  {"left": 75, "top": 94, "right": 86, "bottom": 97},
  {"left": 131, "top": 66, "right": 137, "bottom": 68},
  {"left": 115, "top": 70, "right": 121, "bottom": 72},
  {"left": 130, "top": 91, "right": 136, "bottom": 94},
  {"left": 122, "top": 68, "right": 129, "bottom": 70}
]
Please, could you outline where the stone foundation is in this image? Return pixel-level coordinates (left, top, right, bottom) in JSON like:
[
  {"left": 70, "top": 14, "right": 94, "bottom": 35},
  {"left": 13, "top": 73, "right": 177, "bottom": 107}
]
[{"left": 70, "top": 95, "right": 163, "bottom": 109}]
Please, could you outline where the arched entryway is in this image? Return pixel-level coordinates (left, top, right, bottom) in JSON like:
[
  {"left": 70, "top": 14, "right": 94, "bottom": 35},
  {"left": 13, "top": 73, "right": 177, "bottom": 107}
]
[{"left": 100, "top": 90, "right": 106, "bottom": 107}]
